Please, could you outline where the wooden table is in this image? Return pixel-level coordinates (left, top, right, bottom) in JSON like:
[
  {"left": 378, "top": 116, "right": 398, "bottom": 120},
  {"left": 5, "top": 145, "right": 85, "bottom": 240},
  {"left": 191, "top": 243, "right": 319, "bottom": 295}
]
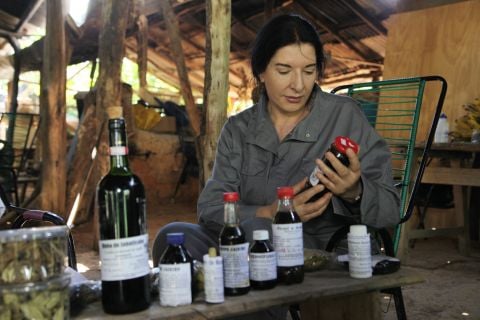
[
  {"left": 75, "top": 268, "right": 423, "bottom": 320},
  {"left": 406, "top": 142, "right": 480, "bottom": 256}
]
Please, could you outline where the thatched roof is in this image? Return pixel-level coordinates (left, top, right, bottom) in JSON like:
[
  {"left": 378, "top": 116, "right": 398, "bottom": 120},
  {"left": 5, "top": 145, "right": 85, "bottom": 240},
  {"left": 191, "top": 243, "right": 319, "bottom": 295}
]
[{"left": 0, "top": 0, "right": 469, "bottom": 97}]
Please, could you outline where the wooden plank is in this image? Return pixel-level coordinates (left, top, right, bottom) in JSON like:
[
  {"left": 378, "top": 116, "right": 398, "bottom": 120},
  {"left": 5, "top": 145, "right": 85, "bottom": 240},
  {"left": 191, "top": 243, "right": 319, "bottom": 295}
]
[
  {"left": 66, "top": 93, "right": 97, "bottom": 225},
  {"left": 383, "top": 1, "right": 480, "bottom": 140},
  {"left": 201, "top": 0, "right": 231, "bottom": 185},
  {"left": 76, "top": 268, "right": 423, "bottom": 319},
  {"left": 300, "top": 292, "right": 381, "bottom": 320},
  {"left": 159, "top": 0, "right": 201, "bottom": 137},
  {"left": 421, "top": 167, "right": 480, "bottom": 187},
  {"left": 38, "top": 0, "right": 68, "bottom": 216}
]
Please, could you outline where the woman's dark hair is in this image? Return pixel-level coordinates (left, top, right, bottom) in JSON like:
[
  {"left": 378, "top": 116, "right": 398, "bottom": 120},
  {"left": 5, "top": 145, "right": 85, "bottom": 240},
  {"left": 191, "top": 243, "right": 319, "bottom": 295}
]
[{"left": 250, "top": 14, "right": 325, "bottom": 83}]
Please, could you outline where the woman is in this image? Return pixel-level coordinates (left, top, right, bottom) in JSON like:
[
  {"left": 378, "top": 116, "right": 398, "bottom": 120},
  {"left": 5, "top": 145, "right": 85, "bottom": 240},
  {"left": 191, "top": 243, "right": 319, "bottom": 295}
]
[{"left": 153, "top": 13, "right": 399, "bottom": 266}]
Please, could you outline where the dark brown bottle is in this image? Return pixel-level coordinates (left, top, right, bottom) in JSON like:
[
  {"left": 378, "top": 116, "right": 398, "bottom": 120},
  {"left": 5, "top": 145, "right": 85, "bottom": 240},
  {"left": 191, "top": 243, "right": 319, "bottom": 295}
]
[
  {"left": 219, "top": 192, "right": 250, "bottom": 296},
  {"left": 158, "top": 232, "right": 194, "bottom": 306},
  {"left": 97, "top": 118, "right": 151, "bottom": 314},
  {"left": 306, "top": 136, "right": 359, "bottom": 202},
  {"left": 272, "top": 187, "right": 304, "bottom": 285},
  {"left": 249, "top": 230, "right": 277, "bottom": 290}
]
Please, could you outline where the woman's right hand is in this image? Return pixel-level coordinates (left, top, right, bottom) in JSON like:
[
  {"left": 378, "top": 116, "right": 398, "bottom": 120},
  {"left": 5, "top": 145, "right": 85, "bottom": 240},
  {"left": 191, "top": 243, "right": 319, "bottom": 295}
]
[
  {"left": 256, "top": 178, "right": 333, "bottom": 222},
  {"left": 292, "top": 178, "right": 333, "bottom": 222}
]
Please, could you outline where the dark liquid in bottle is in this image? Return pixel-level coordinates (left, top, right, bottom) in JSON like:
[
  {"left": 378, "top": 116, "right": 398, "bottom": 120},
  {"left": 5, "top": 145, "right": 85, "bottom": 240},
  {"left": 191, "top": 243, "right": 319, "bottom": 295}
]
[
  {"left": 306, "top": 148, "right": 351, "bottom": 203},
  {"left": 250, "top": 240, "right": 277, "bottom": 290},
  {"left": 219, "top": 226, "right": 250, "bottom": 296},
  {"left": 159, "top": 239, "right": 195, "bottom": 299},
  {"left": 273, "top": 211, "right": 304, "bottom": 285},
  {"left": 98, "top": 175, "right": 151, "bottom": 314}
]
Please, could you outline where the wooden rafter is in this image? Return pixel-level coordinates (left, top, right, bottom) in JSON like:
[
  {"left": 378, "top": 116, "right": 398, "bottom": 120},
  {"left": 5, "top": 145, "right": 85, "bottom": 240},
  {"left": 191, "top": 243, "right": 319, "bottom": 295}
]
[
  {"left": 338, "top": 0, "right": 387, "bottom": 36},
  {"left": 292, "top": 2, "right": 383, "bottom": 62}
]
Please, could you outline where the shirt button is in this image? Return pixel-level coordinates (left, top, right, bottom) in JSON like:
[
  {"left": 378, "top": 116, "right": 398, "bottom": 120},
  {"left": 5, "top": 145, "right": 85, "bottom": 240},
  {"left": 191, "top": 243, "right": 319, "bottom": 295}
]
[{"left": 306, "top": 133, "right": 311, "bottom": 138}]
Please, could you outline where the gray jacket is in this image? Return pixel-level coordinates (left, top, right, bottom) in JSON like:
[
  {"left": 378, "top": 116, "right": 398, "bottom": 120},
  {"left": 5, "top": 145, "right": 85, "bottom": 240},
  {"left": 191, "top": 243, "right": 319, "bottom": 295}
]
[{"left": 198, "top": 86, "right": 400, "bottom": 247}]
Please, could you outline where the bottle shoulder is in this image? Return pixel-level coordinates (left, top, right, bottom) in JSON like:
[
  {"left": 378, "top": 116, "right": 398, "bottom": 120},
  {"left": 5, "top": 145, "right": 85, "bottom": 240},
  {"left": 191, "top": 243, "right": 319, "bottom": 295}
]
[
  {"left": 250, "top": 240, "right": 275, "bottom": 253},
  {"left": 273, "top": 210, "right": 302, "bottom": 223},
  {"left": 159, "top": 245, "right": 193, "bottom": 264},
  {"left": 98, "top": 173, "right": 144, "bottom": 190}
]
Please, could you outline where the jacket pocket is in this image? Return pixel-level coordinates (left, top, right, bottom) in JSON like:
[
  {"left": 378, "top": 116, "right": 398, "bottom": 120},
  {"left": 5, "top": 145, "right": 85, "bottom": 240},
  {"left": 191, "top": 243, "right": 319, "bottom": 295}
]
[{"left": 241, "top": 145, "right": 269, "bottom": 177}]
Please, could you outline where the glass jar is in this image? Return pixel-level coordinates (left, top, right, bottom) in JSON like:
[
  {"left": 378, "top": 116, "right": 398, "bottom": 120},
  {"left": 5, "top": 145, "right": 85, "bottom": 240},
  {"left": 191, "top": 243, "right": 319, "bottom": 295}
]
[{"left": 0, "top": 226, "right": 68, "bottom": 284}]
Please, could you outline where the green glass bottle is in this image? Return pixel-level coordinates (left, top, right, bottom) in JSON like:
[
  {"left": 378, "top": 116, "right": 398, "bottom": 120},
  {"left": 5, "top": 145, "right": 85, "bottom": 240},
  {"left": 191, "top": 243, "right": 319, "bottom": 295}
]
[{"left": 97, "top": 117, "right": 151, "bottom": 314}]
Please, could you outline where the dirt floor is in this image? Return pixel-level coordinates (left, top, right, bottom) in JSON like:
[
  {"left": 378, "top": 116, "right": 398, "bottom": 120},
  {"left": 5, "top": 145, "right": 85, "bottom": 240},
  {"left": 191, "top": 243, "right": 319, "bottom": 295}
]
[{"left": 70, "top": 201, "right": 480, "bottom": 320}]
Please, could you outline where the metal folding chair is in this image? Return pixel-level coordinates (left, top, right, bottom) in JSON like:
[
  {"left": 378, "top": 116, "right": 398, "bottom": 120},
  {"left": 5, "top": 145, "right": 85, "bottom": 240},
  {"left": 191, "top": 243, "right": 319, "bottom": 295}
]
[{"left": 324, "top": 76, "right": 447, "bottom": 320}]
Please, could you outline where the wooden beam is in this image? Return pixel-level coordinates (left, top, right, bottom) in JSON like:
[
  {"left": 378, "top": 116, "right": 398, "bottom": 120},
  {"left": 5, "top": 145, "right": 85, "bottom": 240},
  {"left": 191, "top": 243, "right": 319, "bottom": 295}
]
[
  {"left": 14, "top": 0, "right": 45, "bottom": 33},
  {"left": 202, "top": 0, "right": 231, "bottom": 186},
  {"left": 338, "top": 0, "right": 387, "bottom": 36},
  {"left": 396, "top": 0, "right": 470, "bottom": 13},
  {"left": 160, "top": 0, "right": 201, "bottom": 137},
  {"left": 90, "top": 0, "right": 131, "bottom": 249},
  {"left": 136, "top": 14, "right": 149, "bottom": 88},
  {"left": 264, "top": 0, "right": 275, "bottom": 21},
  {"left": 39, "top": 0, "right": 67, "bottom": 215},
  {"left": 292, "top": 2, "right": 383, "bottom": 62},
  {"left": 421, "top": 167, "right": 480, "bottom": 187}
]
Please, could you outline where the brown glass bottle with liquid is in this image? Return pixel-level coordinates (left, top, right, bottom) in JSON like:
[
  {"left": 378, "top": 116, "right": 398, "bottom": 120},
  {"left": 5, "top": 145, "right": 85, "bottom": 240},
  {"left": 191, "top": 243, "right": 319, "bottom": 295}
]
[
  {"left": 219, "top": 192, "right": 250, "bottom": 296},
  {"left": 272, "top": 186, "right": 304, "bottom": 285},
  {"left": 305, "top": 136, "right": 359, "bottom": 202}
]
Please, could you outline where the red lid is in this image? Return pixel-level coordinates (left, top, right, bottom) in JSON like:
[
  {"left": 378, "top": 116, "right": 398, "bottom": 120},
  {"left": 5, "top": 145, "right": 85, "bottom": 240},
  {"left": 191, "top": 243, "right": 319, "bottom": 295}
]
[
  {"left": 223, "top": 192, "right": 239, "bottom": 202},
  {"left": 333, "top": 136, "right": 359, "bottom": 154},
  {"left": 277, "top": 186, "right": 294, "bottom": 199}
]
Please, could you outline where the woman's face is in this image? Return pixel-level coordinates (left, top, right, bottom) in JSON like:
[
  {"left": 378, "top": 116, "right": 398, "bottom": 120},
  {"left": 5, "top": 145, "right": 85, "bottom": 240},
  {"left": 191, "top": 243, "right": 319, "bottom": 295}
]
[{"left": 260, "top": 43, "right": 318, "bottom": 116}]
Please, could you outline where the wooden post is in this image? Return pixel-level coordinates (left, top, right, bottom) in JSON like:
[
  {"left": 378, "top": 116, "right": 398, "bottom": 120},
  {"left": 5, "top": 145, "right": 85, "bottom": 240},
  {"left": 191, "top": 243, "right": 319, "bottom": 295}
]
[
  {"left": 39, "top": 0, "right": 68, "bottom": 215},
  {"left": 92, "top": 0, "right": 131, "bottom": 249},
  {"left": 159, "top": 0, "right": 201, "bottom": 137},
  {"left": 201, "top": 0, "right": 231, "bottom": 185},
  {"left": 136, "top": 14, "right": 148, "bottom": 89},
  {"left": 96, "top": 0, "right": 131, "bottom": 177}
]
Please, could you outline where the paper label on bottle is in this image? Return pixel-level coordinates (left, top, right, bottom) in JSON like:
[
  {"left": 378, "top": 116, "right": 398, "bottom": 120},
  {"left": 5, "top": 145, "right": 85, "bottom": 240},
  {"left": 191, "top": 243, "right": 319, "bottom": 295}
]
[
  {"left": 109, "top": 146, "right": 128, "bottom": 156},
  {"left": 99, "top": 234, "right": 150, "bottom": 281},
  {"left": 272, "top": 223, "right": 304, "bottom": 267},
  {"left": 219, "top": 243, "right": 250, "bottom": 288},
  {"left": 203, "top": 255, "right": 224, "bottom": 303},
  {"left": 347, "top": 234, "right": 372, "bottom": 278},
  {"left": 249, "top": 251, "right": 277, "bottom": 281},
  {"left": 309, "top": 166, "right": 321, "bottom": 186},
  {"left": 159, "top": 262, "right": 192, "bottom": 306}
]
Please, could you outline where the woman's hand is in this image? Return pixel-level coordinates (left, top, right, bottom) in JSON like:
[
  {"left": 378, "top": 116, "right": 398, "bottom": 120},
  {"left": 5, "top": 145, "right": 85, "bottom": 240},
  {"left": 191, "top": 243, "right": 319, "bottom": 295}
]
[
  {"left": 292, "top": 178, "right": 332, "bottom": 222},
  {"left": 255, "top": 178, "right": 332, "bottom": 222},
  {"left": 316, "top": 148, "right": 362, "bottom": 203}
]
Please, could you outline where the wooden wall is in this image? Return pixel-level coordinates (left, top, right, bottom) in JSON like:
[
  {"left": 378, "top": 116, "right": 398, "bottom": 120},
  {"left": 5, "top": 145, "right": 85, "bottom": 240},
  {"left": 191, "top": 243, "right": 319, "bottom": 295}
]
[{"left": 383, "top": 0, "right": 480, "bottom": 138}]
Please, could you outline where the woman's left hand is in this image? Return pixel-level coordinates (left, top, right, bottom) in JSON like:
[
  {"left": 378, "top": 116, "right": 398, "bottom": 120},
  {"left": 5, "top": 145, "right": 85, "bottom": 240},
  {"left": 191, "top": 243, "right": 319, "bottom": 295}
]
[{"left": 315, "top": 147, "right": 362, "bottom": 203}]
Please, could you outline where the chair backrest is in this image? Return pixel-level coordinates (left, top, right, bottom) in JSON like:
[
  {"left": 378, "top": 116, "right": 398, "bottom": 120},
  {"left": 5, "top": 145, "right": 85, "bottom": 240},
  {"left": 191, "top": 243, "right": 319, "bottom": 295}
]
[
  {"left": 0, "top": 112, "right": 40, "bottom": 172},
  {"left": 331, "top": 76, "right": 447, "bottom": 254}
]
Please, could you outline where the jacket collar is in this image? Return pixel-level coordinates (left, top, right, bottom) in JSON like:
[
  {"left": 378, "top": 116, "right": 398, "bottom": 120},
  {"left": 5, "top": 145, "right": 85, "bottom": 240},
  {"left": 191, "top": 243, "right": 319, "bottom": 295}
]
[{"left": 245, "top": 85, "right": 325, "bottom": 152}]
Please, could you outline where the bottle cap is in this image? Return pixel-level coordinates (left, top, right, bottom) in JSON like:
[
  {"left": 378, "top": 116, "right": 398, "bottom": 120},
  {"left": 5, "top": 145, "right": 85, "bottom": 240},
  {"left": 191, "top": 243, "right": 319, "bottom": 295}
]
[
  {"left": 208, "top": 247, "right": 217, "bottom": 257},
  {"left": 349, "top": 225, "right": 367, "bottom": 236},
  {"left": 277, "top": 186, "right": 294, "bottom": 199},
  {"left": 253, "top": 230, "right": 269, "bottom": 241},
  {"left": 166, "top": 232, "right": 185, "bottom": 245},
  {"left": 223, "top": 192, "right": 239, "bottom": 202},
  {"left": 440, "top": 113, "right": 447, "bottom": 118},
  {"left": 333, "top": 136, "right": 359, "bottom": 155}
]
